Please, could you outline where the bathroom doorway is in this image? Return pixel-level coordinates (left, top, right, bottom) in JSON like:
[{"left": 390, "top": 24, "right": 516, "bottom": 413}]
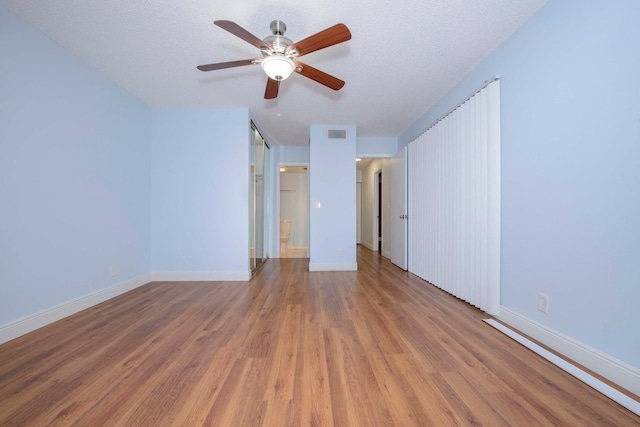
[{"left": 279, "top": 164, "right": 309, "bottom": 258}]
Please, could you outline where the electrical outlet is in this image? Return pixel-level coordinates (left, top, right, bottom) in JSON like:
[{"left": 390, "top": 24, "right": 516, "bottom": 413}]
[
  {"left": 337, "top": 249, "right": 343, "bottom": 257},
  {"left": 110, "top": 265, "right": 117, "bottom": 278},
  {"left": 537, "top": 293, "right": 549, "bottom": 313}
]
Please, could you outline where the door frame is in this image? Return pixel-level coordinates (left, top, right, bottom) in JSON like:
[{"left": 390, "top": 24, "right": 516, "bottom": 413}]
[
  {"left": 277, "top": 162, "right": 310, "bottom": 258},
  {"left": 373, "top": 170, "right": 382, "bottom": 252}
]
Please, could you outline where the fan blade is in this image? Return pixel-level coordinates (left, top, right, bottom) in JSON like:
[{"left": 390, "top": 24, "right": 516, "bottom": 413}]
[
  {"left": 286, "top": 23, "right": 351, "bottom": 57},
  {"left": 197, "top": 59, "right": 257, "bottom": 71},
  {"left": 265, "top": 78, "right": 280, "bottom": 99},
  {"left": 214, "top": 20, "right": 272, "bottom": 51},
  {"left": 295, "top": 62, "right": 345, "bottom": 91}
]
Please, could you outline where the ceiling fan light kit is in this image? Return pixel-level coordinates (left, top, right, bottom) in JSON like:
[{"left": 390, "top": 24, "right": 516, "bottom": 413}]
[
  {"left": 197, "top": 19, "right": 351, "bottom": 99},
  {"left": 261, "top": 55, "right": 295, "bottom": 81}
]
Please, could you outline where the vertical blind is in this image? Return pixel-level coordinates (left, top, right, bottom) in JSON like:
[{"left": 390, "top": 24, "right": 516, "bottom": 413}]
[{"left": 408, "top": 79, "right": 500, "bottom": 315}]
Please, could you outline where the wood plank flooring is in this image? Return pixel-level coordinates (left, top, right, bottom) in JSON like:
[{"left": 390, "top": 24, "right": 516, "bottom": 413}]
[{"left": 1, "top": 247, "right": 638, "bottom": 426}]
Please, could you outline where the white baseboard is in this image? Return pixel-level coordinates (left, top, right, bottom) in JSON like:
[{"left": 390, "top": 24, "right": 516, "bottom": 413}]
[
  {"left": 360, "top": 240, "right": 376, "bottom": 251},
  {"left": 0, "top": 269, "right": 250, "bottom": 345},
  {"left": 151, "top": 270, "right": 251, "bottom": 281},
  {"left": 0, "top": 273, "right": 151, "bottom": 345},
  {"left": 309, "top": 262, "right": 358, "bottom": 272},
  {"left": 498, "top": 306, "right": 640, "bottom": 397},
  {"left": 382, "top": 249, "right": 392, "bottom": 259}
]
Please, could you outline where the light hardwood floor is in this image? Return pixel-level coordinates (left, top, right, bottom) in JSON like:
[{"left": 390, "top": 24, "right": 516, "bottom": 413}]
[{"left": 0, "top": 247, "right": 638, "bottom": 426}]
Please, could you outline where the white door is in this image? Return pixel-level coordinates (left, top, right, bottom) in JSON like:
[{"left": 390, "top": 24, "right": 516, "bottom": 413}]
[{"left": 391, "top": 147, "right": 408, "bottom": 269}]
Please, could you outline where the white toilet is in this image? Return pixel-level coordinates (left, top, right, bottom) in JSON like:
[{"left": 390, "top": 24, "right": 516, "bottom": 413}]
[{"left": 280, "top": 219, "right": 292, "bottom": 253}]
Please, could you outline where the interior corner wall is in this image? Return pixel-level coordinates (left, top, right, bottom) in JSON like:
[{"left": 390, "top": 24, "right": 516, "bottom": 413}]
[
  {"left": 399, "top": 0, "right": 640, "bottom": 371},
  {"left": 0, "top": 5, "right": 151, "bottom": 331},
  {"left": 309, "top": 125, "right": 357, "bottom": 271},
  {"left": 150, "top": 108, "right": 251, "bottom": 279},
  {"left": 360, "top": 158, "right": 392, "bottom": 257}
]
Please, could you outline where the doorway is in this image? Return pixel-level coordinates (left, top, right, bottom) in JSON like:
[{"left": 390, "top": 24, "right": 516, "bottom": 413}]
[{"left": 279, "top": 164, "right": 309, "bottom": 258}]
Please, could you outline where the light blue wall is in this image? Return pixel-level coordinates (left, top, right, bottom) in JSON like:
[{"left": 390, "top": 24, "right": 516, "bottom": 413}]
[
  {"left": 356, "top": 137, "right": 398, "bottom": 158},
  {"left": 309, "top": 125, "right": 357, "bottom": 268},
  {"left": 0, "top": 4, "right": 269, "bottom": 331},
  {"left": 0, "top": 6, "right": 151, "bottom": 324},
  {"left": 400, "top": 0, "right": 640, "bottom": 367},
  {"left": 150, "top": 108, "right": 251, "bottom": 274},
  {"left": 275, "top": 146, "right": 310, "bottom": 164}
]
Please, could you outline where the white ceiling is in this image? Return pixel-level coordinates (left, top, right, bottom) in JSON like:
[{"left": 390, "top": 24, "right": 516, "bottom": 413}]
[{"left": 2, "top": 0, "right": 547, "bottom": 146}]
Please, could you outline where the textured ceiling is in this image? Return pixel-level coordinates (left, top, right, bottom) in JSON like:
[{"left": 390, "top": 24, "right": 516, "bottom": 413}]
[{"left": 1, "top": 0, "right": 547, "bottom": 146}]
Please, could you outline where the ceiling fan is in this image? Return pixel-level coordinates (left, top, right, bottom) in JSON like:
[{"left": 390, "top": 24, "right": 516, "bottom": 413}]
[{"left": 197, "top": 20, "right": 351, "bottom": 99}]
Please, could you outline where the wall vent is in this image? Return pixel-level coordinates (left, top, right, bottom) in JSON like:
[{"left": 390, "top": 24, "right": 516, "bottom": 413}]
[{"left": 327, "top": 129, "right": 347, "bottom": 139}]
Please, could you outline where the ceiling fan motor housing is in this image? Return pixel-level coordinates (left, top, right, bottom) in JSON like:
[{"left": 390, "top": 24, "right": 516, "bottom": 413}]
[{"left": 262, "top": 20, "right": 294, "bottom": 55}]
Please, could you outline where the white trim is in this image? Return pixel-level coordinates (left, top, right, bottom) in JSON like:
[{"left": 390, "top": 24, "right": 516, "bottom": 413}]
[
  {"left": 382, "top": 249, "right": 392, "bottom": 259},
  {"left": 485, "top": 318, "right": 640, "bottom": 416},
  {"left": 497, "top": 306, "right": 640, "bottom": 398},
  {"left": 0, "top": 273, "right": 151, "bottom": 345},
  {"left": 309, "top": 262, "right": 358, "bottom": 272},
  {"left": 151, "top": 271, "right": 251, "bottom": 281},
  {"left": 360, "top": 240, "right": 376, "bottom": 251}
]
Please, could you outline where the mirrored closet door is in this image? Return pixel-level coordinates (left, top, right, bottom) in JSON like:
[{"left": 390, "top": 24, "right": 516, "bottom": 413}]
[{"left": 250, "top": 122, "right": 269, "bottom": 271}]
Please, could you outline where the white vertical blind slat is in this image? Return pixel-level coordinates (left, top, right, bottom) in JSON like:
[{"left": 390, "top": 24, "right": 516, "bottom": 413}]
[{"left": 407, "top": 80, "right": 500, "bottom": 315}]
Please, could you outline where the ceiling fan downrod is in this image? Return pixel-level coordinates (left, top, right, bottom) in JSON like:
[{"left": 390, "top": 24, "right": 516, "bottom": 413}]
[{"left": 263, "top": 20, "right": 293, "bottom": 55}]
